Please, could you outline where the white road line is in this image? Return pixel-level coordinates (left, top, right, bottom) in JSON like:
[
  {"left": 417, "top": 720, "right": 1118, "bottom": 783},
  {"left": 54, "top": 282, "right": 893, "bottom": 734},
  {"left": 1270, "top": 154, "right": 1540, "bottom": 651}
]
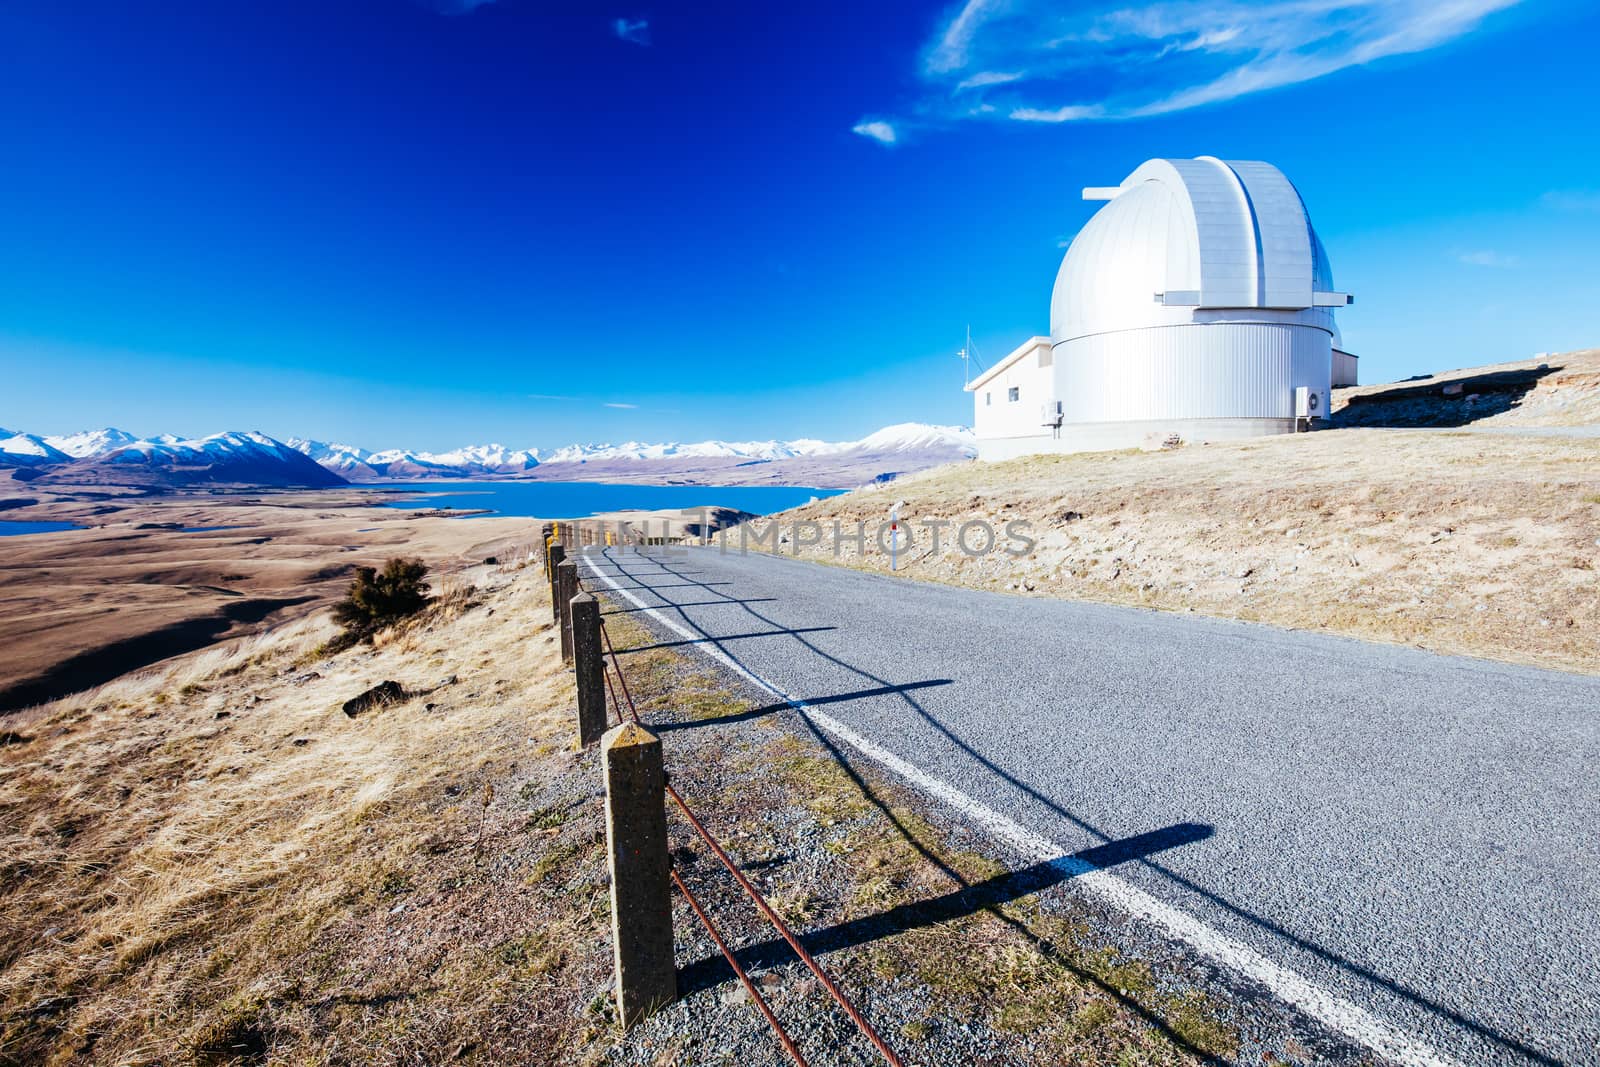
[{"left": 583, "top": 552, "right": 1459, "bottom": 1067}]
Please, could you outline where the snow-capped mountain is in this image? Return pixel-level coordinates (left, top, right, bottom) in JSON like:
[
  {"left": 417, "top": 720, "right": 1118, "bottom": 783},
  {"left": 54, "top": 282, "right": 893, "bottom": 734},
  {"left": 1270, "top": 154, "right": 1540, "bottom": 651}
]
[
  {"left": 509, "top": 424, "right": 975, "bottom": 486},
  {"left": 0, "top": 432, "right": 73, "bottom": 467},
  {"left": 1, "top": 421, "right": 973, "bottom": 488},
  {"left": 286, "top": 438, "right": 370, "bottom": 465},
  {"left": 86, "top": 430, "right": 345, "bottom": 486},
  {"left": 535, "top": 425, "right": 976, "bottom": 465},
  {"left": 422, "top": 443, "right": 541, "bottom": 471},
  {"left": 289, "top": 439, "right": 541, "bottom": 479},
  {"left": 278, "top": 423, "right": 976, "bottom": 483},
  {"left": 851, "top": 423, "right": 975, "bottom": 454},
  {"left": 43, "top": 427, "right": 139, "bottom": 458},
  {"left": 0, "top": 428, "right": 345, "bottom": 486},
  {"left": 286, "top": 439, "right": 382, "bottom": 479}
]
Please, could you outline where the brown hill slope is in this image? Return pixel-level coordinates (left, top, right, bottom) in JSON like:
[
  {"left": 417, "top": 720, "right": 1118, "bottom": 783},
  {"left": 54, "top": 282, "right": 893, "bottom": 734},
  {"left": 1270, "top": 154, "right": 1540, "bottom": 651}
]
[
  {"left": 1333, "top": 348, "right": 1600, "bottom": 429},
  {"left": 726, "top": 363, "right": 1600, "bottom": 674}
]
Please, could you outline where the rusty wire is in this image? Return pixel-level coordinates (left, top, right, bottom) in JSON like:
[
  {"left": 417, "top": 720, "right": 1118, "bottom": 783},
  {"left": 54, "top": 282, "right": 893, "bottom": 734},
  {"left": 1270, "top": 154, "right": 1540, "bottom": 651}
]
[
  {"left": 663, "top": 781, "right": 907, "bottom": 1067},
  {"left": 671, "top": 868, "right": 810, "bottom": 1067},
  {"left": 598, "top": 617, "right": 641, "bottom": 723},
  {"left": 569, "top": 549, "right": 905, "bottom": 1067}
]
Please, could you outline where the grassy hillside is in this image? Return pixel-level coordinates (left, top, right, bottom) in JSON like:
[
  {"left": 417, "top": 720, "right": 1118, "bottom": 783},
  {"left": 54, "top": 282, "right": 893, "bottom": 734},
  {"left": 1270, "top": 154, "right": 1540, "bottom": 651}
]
[
  {"left": 1334, "top": 348, "right": 1600, "bottom": 429},
  {"left": 0, "top": 559, "right": 613, "bottom": 1063},
  {"left": 730, "top": 415, "right": 1600, "bottom": 675},
  {"left": 2, "top": 553, "right": 1340, "bottom": 1066}
]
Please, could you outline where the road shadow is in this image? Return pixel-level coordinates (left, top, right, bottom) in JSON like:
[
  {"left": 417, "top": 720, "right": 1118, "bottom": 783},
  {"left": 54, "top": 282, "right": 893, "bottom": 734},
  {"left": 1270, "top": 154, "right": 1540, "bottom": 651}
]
[
  {"left": 589, "top": 548, "right": 1559, "bottom": 1067},
  {"left": 601, "top": 597, "right": 779, "bottom": 616},
  {"left": 613, "top": 625, "right": 838, "bottom": 656},
  {"left": 1333, "top": 364, "right": 1560, "bottom": 428},
  {"left": 676, "top": 822, "right": 1214, "bottom": 995},
  {"left": 653, "top": 679, "right": 952, "bottom": 733},
  {"left": 589, "top": 551, "right": 1239, "bottom": 1062}
]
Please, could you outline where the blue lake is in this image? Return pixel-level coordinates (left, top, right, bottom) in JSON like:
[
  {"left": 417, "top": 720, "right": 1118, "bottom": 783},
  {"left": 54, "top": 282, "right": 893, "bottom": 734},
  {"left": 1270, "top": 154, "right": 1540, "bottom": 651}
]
[
  {"left": 369, "top": 481, "right": 845, "bottom": 519},
  {"left": 0, "top": 520, "right": 82, "bottom": 537}
]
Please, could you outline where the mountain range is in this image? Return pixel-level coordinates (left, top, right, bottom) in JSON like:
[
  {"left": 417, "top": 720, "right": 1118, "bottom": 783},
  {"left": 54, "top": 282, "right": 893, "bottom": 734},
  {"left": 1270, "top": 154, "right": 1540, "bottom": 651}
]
[
  {"left": 0, "top": 428, "right": 344, "bottom": 487},
  {"left": 0, "top": 423, "right": 976, "bottom": 488}
]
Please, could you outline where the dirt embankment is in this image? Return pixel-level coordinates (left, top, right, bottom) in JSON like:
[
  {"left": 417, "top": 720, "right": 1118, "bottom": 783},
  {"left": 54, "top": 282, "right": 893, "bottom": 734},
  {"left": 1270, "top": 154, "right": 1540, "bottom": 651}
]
[
  {"left": 1333, "top": 348, "right": 1600, "bottom": 429},
  {"left": 0, "top": 485, "right": 535, "bottom": 712},
  {"left": 730, "top": 426, "right": 1600, "bottom": 675}
]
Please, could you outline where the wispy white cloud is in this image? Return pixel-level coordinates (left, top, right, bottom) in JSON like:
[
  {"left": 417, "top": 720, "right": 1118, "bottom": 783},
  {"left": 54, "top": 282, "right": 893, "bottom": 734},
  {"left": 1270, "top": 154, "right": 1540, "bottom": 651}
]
[
  {"left": 1011, "top": 104, "right": 1106, "bottom": 123},
  {"left": 852, "top": 120, "right": 898, "bottom": 145},
  {"left": 528, "top": 393, "right": 574, "bottom": 401},
  {"left": 613, "top": 17, "right": 650, "bottom": 46},
  {"left": 955, "top": 70, "right": 1024, "bottom": 91},
  {"left": 866, "top": 0, "right": 1522, "bottom": 136},
  {"left": 1459, "top": 250, "right": 1520, "bottom": 268},
  {"left": 603, "top": 402, "right": 639, "bottom": 409},
  {"left": 926, "top": 0, "right": 1008, "bottom": 75},
  {"left": 1543, "top": 189, "right": 1600, "bottom": 213}
]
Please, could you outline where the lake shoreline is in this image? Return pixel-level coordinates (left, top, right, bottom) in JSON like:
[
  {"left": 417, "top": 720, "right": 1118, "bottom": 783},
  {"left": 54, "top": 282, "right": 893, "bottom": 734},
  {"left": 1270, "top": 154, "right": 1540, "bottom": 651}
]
[
  {"left": 0, "top": 477, "right": 851, "bottom": 711},
  {"left": 361, "top": 479, "right": 844, "bottom": 520},
  {"left": 0, "top": 483, "right": 537, "bottom": 712}
]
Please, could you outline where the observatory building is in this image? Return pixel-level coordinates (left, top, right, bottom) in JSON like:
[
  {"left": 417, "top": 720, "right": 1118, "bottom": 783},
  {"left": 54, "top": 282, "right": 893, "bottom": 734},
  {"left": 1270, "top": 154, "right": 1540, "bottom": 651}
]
[{"left": 966, "top": 156, "right": 1356, "bottom": 461}]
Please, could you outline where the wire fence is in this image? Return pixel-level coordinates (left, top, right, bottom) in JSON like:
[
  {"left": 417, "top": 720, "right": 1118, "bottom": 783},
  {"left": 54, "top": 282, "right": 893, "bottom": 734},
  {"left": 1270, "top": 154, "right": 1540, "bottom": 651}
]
[{"left": 563, "top": 537, "right": 907, "bottom": 1067}]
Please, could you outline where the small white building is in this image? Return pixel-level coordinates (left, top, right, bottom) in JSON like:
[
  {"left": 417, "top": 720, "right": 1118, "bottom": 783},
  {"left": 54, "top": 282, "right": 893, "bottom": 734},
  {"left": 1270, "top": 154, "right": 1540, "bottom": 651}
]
[{"left": 967, "top": 156, "right": 1356, "bottom": 461}]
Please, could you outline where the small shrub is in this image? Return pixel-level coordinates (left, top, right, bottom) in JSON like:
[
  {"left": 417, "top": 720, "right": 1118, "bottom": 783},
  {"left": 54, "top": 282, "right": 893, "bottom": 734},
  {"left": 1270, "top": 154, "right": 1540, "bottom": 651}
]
[{"left": 333, "top": 557, "right": 431, "bottom": 642}]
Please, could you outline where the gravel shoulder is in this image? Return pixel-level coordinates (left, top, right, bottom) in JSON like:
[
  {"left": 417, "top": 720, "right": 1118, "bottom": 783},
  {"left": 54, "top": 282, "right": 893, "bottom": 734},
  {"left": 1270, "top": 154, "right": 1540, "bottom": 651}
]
[
  {"left": 578, "top": 544, "right": 1600, "bottom": 1067},
  {"left": 590, "top": 560, "right": 1368, "bottom": 1067}
]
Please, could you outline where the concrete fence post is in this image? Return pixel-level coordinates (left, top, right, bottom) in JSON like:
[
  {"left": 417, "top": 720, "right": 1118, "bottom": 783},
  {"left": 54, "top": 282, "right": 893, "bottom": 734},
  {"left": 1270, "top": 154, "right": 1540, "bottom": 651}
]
[
  {"left": 571, "top": 592, "right": 607, "bottom": 745},
  {"left": 547, "top": 543, "right": 566, "bottom": 623},
  {"left": 557, "top": 559, "right": 578, "bottom": 664},
  {"left": 601, "top": 722, "right": 676, "bottom": 1028}
]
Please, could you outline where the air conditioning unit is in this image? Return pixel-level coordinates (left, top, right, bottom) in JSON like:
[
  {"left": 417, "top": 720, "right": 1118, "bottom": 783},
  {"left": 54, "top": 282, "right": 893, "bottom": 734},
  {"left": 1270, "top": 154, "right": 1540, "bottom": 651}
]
[
  {"left": 1294, "top": 386, "right": 1322, "bottom": 419},
  {"left": 1041, "top": 400, "right": 1063, "bottom": 427}
]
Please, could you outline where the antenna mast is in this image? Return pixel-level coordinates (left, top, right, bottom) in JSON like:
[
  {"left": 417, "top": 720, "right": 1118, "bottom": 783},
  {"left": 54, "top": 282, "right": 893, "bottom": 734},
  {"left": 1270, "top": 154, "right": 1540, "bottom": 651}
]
[{"left": 960, "top": 325, "right": 984, "bottom": 386}]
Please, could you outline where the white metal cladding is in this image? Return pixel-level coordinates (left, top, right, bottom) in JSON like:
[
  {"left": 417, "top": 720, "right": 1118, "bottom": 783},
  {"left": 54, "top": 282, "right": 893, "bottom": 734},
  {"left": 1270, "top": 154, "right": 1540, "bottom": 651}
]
[
  {"left": 1052, "top": 156, "right": 1345, "bottom": 345},
  {"left": 1055, "top": 323, "right": 1332, "bottom": 423},
  {"left": 1050, "top": 180, "right": 1201, "bottom": 342},
  {"left": 1223, "top": 158, "right": 1314, "bottom": 308}
]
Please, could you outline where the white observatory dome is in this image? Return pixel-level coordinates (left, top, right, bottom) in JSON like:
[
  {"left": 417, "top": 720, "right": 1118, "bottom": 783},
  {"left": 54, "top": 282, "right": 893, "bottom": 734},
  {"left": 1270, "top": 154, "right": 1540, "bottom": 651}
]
[{"left": 1045, "top": 156, "right": 1350, "bottom": 435}]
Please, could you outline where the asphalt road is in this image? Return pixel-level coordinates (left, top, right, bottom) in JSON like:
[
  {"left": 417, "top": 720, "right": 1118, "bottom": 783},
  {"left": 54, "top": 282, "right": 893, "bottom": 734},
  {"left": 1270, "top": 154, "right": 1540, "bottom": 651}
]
[{"left": 580, "top": 544, "right": 1600, "bottom": 1067}]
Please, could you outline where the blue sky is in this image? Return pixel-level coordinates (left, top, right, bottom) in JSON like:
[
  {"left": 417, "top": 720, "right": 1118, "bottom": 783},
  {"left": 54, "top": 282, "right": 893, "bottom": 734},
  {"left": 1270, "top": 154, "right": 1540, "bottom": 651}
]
[{"left": 2, "top": 0, "right": 1596, "bottom": 451}]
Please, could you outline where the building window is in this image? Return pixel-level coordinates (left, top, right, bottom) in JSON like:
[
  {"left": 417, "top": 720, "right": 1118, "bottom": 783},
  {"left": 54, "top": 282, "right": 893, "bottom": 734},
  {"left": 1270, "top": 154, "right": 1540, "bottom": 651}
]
[
  {"left": 985, "top": 392, "right": 991, "bottom": 406},
  {"left": 1008, "top": 387, "right": 1020, "bottom": 402}
]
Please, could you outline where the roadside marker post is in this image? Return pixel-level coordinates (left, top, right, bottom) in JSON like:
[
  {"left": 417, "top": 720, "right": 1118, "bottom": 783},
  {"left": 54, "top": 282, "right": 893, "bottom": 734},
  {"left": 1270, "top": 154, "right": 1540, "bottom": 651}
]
[
  {"left": 557, "top": 559, "right": 578, "bottom": 664},
  {"left": 547, "top": 543, "right": 566, "bottom": 623},
  {"left": 571, "top": 592, "right": 607, "bottom": 746},
  {"left": 888, "top": 500, "right": 905, "bottom": 572},
  {"left": 601, "top": 722, "right": 677, "bottom": 1029}
]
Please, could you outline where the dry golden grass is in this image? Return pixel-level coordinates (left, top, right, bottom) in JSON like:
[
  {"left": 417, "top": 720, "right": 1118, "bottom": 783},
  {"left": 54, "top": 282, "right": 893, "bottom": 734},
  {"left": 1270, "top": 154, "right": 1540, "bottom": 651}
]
[
  {"left": 2, "top": 554, "right": 1306, "bottom": 1066},
  {"left": 0, "top": 556, "right": 615, "bottom": 1065},
  {"left": 0, "top": 484, "right": 539, "bottom": 713},
  {"left": 1334, "top": 348, "right": 1600, "bottom": 427},
  {"left": 729, "top": 426, "right": 1600, "bottom": 674},
  {"left": 705, "top": 718, "right": 1243, "bottom": 1065}
]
